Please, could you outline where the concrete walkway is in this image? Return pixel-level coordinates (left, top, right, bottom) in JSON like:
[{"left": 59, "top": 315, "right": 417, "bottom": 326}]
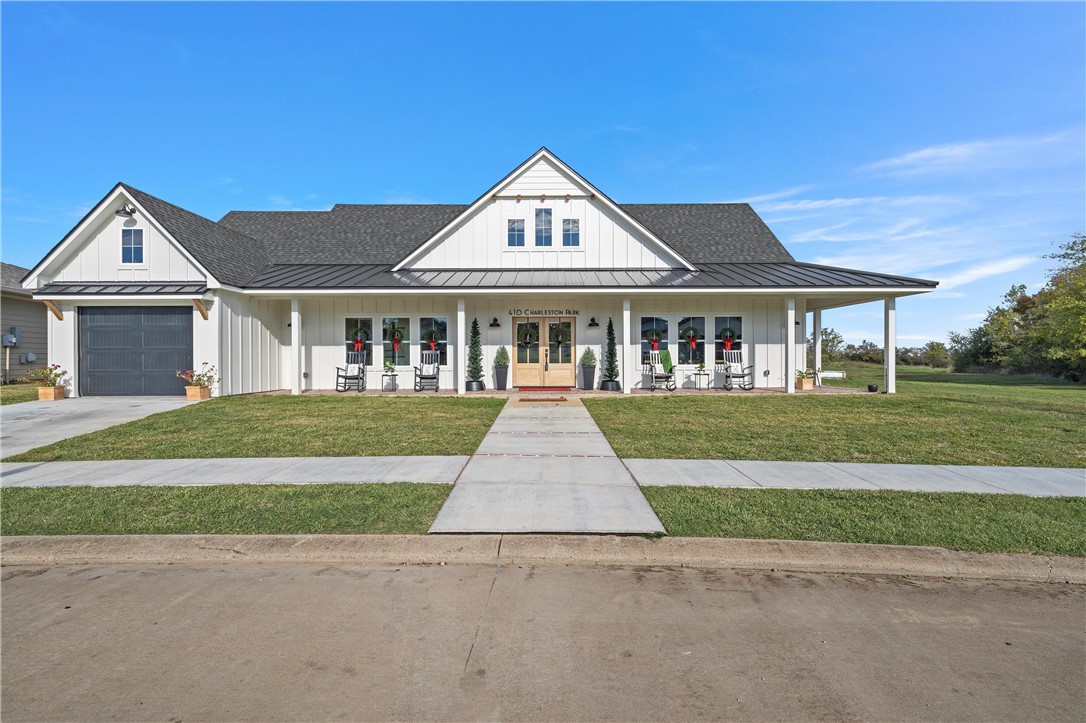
[
  {"left": 1, "top": 396, "right": 196, "bottom": 458},
  {"left": 0, "top": 456, "right": 468, "bottom": 487},
  {"left": 625, "top": 459, "right": 1085, "bottom": 497},
  {"left": 429, "top": 397, "right": 665, "bottom": 534}
]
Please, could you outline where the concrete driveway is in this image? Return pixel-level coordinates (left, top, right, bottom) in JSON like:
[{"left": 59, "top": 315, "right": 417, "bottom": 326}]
[{"left": 0, "top": 396, "right": 196, "bottom": 457}]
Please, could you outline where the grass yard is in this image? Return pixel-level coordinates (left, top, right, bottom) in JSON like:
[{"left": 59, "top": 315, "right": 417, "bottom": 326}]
[
  {"left": 643, "top": 487, "right": 1086, "bottom": 557},
  {"left": 5, "top": 395, "right": 506, "bottom": 462},
  {"left": 0, "top": 383, "right": 40, "bottom": 406},
  {"left": 584, "top": 365, "right": 1085, "bottom": 467},
  {"left": 0, "top": 483, "right": 451, "bottom": 535}
]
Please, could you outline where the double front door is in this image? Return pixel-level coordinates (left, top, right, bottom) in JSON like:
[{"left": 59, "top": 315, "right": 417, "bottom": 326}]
[{"left": 513, "top": 317, "right": 576, "bottom": 387}]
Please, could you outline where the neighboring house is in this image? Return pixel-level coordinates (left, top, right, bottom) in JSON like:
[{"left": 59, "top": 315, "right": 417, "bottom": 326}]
[
  {"left": 1, "top": 262, "right": 48, "bottom": 383},
  {"left": 21, "top": 148, "right": 937, "bottom": 397}
]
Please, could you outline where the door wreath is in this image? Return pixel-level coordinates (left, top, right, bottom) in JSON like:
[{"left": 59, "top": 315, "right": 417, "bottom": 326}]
[
  {"left": 644, "top": 328, "right": 665, "bottom": 351},
  {"left": 679, "top": 326, "right": 701, "bottom": 350},
  {"left": 718, "top": 327, "right": 738, "bottom": 351},
  {"left": 518, "top": 324, "right": 539, "bottom": 347}
]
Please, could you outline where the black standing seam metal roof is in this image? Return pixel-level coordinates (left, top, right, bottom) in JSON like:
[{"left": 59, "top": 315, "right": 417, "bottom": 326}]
[
  {"left": 35, "top": 282, "right": 208, "bottom": 295},
  {"left": 240, "top": 263, "right": 936, "bottom": 290}
]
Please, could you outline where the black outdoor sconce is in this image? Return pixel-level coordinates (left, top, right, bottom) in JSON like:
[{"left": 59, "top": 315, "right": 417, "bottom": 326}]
[
  {"left": 588, "top": 317, "right": 599, "bottom": 328},
  {"left": 489, "top": 318, "right": 501, "bottom": 328}
]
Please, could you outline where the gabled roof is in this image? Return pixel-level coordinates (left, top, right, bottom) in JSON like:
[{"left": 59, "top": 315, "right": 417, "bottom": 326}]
[
  {"left": 389, "top": 147, "right": 697, "bottom": 271},
  {"left": 121, "top": 184, "right": 268, "bottom": 286},
  {"left": 1, "top": 262, "right": 31, "bottom": 295},
  {"left": 217, "top": 202, "right": 794, "bottom": 267}
]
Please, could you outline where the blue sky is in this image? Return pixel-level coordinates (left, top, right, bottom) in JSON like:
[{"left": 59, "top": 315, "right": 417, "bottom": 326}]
[{"left": 3, "top": 2, "right": 1083, "bottom": 346}]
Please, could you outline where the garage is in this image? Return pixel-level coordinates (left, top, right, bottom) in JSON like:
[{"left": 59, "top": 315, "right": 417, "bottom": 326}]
[{"left": 78, "top": 306, "right": 193, "bottom": 395}]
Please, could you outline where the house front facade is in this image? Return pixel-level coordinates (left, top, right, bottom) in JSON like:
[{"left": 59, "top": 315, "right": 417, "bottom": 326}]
[{"left": 22, "top": 148, "right": 937, "bottom": 397}]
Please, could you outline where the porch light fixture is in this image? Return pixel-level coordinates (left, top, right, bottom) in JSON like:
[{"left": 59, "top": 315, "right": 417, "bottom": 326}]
[
  {"left": 588, "top": 317, "right": 599, "bottom": 328},
  {"left": 115, "top": 204, "right": 136, "bottom": 218},
  {"left": 489, "top": 317, "right": 501, "bottom": 328}
]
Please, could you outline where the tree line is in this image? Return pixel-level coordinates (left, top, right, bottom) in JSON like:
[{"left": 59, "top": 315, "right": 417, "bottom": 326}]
[{"left": 811, "top": 234, "right": 1085, "bottom": 381}]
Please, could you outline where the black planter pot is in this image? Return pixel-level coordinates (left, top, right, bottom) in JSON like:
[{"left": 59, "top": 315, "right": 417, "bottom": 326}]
[
  {"left": 868, "top": 384, "right": 879, "bottom": 393},
  {"left": 600, "top": 379, "right": 621, "bottom": 392},
  {"left": 580, "top": 365, "right": 596, "bottom": 391},
  {"left": 493, "top": 365, "right": 509, "bottom": 391},
  {"left": 466, "top": 380, "right": 486, "bottom": 392}
]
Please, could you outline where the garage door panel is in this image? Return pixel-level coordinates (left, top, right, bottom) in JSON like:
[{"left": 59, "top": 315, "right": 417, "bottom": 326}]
[{"left": 79, "top": 307, "right": 193, "bottom": 396}]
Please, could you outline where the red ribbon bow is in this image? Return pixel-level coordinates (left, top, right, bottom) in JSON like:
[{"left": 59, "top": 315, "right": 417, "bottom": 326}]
[
  {"left": 724, "top": 338, "right": 733, "bottom": 350},
  {"left": 650, "top": 338, "right": 659, "bottom": 351},
  {"left": 688, "top": 336, "right": 697, "bottom": 350},
  {"left": 354, "top": 339, "right": 363, "bottom": 352}
]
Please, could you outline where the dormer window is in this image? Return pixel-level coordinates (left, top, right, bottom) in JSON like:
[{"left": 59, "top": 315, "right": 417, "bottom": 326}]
[
  {"left": 121, "top": 228, "right": 144, "bottom": 264},
  {"left": 535, "top": 208, "right": 552, "bottom": 246},
  {"left": 507, "top": 219, "right": 525, "bottom": 247},
  {"left": 562, "top": 219, "right": 580, "bottom": 247}
]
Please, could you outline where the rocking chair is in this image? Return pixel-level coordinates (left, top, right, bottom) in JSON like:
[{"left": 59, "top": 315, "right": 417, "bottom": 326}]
[
  {"left": 644, "top": 349, "right": 676, "bottom": 391},
  {"left": 335, "top": 350, "right": 366, "bottom": 392},
  {"left": 414, "top": 350, "right": 440, "bottom": 392}
]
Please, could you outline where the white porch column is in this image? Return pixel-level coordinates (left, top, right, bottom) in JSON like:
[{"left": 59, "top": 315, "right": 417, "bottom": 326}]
[
  {"left": 290, "top": 298, "right": 302, "bottom": 395},
  {"left": 884, "top": 297, "right": 896, "bottom": 394},
  {"left": 456, "top": 298, "right": 466, "bottom": 394},
  {"left": 813, "top": 309, "right": 823, "bottom": 380},
  {"left": 785, "top": 296, "right": 796, "bottom": 394},
  {"left": 621, "top": 298, "right": 631, "bottom": 394}
]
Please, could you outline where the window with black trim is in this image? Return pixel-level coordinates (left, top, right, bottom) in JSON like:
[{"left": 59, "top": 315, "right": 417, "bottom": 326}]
[
  {"left": 344, "top": 318, "right": 373, "bottom": 363},
  {"left": 419, "top": 317, "right": 448, "bottom": 365},
  {"left": 121, "top": 228, "right": 144, "bottom": 264},
  {"left": 640, "top": 316, "right": 668, "bottom": 363}
]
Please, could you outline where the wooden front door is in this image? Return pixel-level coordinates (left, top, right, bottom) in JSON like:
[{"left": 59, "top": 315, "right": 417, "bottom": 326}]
[{"left": 513, "top": 317, "right": 576, "bottom": 387}]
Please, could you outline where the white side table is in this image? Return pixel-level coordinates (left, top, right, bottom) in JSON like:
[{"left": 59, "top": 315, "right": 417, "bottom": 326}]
[{"left": 381, "top": 373, "right": 398, "bottom": 391}]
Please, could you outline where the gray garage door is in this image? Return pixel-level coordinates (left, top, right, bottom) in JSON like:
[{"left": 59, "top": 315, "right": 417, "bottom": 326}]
[{"left": 78, "top": 307, "right": 193, "bottom": 396}]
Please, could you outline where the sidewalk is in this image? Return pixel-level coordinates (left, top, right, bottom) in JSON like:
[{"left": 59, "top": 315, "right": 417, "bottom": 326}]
[
  {"left": 2, "top": 456, "right": 1081, "bottom": 496},
  {"left": 429, "top": 396, "right": 666, "bottom": 534}
]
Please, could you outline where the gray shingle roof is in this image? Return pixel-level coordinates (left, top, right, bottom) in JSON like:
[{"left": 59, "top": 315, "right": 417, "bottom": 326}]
[
  {"left": 219, "top": 205, "right": 465, "bottom": 265},
  {"left": 245, "top": 262, "right": 936, "bottom": 290},
  {"left": 217, "top": 202, "right": 794, "bottom": 267},
  {"left": 1, "top": 262, "right": 31, "bottom": 294},
  {"left": 122, "top": 184, "right": 269, "bottom": 286}
]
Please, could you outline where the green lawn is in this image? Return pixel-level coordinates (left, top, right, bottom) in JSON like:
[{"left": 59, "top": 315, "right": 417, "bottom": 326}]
[
  {"left": 584, "top": 365, "right": 1085, "bottom": 467},
  {"left": 5, "top": 395, "right": 506, "bottom": 462},
  {"left": 0, "top": 483, "right": 451, "bottom": 535},
  {"left": 643, "top": 487, "right": 1086, "bottom": 557},
  {"left": 0, "top": 383, "right": 40, "bottom": 406}
]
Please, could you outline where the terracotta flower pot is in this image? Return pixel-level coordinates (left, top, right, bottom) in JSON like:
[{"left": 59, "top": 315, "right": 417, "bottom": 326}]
[
  {"left": 37, "top": 386, "right": 65, "bottom": 401},
  {"left": 185, "top": 386, "right": 211, "bottom": 401}
]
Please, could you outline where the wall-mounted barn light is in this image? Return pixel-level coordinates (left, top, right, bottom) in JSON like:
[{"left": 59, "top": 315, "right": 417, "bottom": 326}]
[
  {"left": 115, "top": 204, "right": 136, "bottom": 218},
  {"left": 489, "top": 318, "right": 501, "bottom": 328}
]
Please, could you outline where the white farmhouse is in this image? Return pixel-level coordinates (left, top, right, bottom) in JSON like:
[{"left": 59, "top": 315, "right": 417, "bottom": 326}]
[{"left": 21, "top": 148, "right": 937, "bottom": 396}]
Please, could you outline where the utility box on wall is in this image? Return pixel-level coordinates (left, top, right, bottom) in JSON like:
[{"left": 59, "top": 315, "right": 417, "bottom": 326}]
[{"left": 2, "top": 326, "right": 20, "bottom": 347}]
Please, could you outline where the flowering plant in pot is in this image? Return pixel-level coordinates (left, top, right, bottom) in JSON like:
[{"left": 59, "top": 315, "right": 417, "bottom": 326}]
[
  {"left": 26, "top": 364, "right": 68, "bottom": 401},
  {"left": 176, "top": 363, "right": 219, "bottom": 400},
  {"left": 493, "top": 345, "right": 510, "bottom": 391}
]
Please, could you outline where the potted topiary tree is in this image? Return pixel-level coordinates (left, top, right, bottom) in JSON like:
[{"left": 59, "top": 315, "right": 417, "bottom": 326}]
[
  {"left": 466, "top": 317, "right": 485, "bottom": 391},
  {"left": 579, "top": 347, "right": 597, "bottom": 391},
  {"left": 600, "top": 318, "right": 621, "bottom": 391},
  {"left": 493, "top": 345, "right": 510, "bottom": 391}
]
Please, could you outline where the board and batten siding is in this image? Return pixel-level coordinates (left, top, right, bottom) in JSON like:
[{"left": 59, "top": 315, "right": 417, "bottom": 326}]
[
  {"left": 0, "top": 294, "right": 48, "bottom": 381},
  {"left": 292, "top": 293, "right": 793, "bottom": 392},
  {"left": 216, "top": 292, "right": 288, "bottom": 396},
  {"left": 409, "top": 158, "right": 676, "bottom": 270},
  {"left": 51, "top": 211, "right": 204, "bottom": 284},
  {"left": 297, "top": 296, "right": 459, "bottom": 391}
]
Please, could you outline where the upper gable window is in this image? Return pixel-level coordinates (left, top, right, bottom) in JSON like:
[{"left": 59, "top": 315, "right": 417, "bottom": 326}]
[
  {"left": 562, "top": 219, "right": 580, "bottom": 247},
  {"left": 121, "top": 228, "right": 144, "bottom": 264},
  {"left": 535, "top": 209, "right": 552, "bottom": 247},
  {"left": 507, "top": 219, "right": 525, "bottom": 247}
]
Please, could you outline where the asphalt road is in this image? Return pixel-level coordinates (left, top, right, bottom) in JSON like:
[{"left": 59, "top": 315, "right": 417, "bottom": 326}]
[{"left": 2, "top": 563, "right": 1082, "bottom": 722}]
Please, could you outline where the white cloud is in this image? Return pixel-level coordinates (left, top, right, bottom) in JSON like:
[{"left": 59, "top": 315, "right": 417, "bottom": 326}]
[
  {"left": 736, "top": 186, "right": 813, "bottom": 204},
  {"left": 938, "top": 256, "right": 1036, "bottom": 290},
  {"left": 860, "top": 130, "right": 1081, "bottom": 178}
]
